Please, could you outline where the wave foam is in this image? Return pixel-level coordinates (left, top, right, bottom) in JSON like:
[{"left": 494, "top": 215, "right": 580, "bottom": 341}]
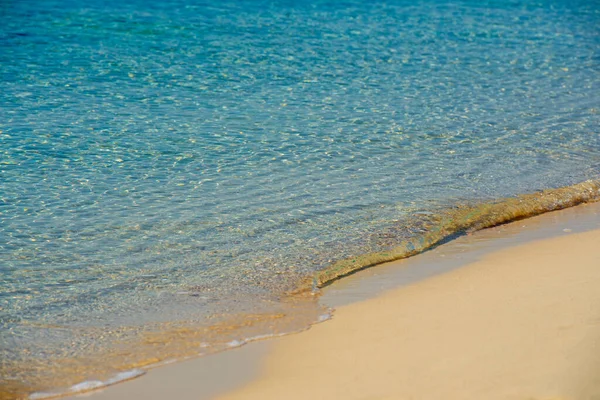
[{"left": 29, "top": 369, "right": 145, "bottom": 399}]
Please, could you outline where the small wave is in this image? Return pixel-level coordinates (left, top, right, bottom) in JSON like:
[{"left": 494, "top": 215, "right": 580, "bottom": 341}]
[{"left": 308, "top": 179, "right": 600, "bottom": 289}]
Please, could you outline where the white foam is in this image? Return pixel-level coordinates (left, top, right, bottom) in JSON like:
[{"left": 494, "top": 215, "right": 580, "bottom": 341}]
[
  {"left": 245, "top": 333, "right": 282, "bottom": 341},
  {"left": 226, "top": 339, "right": 246, "bottom": 348},
  {"left": 318, "top": 313, "right": 332, "bottom": 322},
  {"left": 68, "top": 380, "right": 105, "bottom": 393},
  {"left": 29, "top": 369, "right": 145, "bottom": 399}
]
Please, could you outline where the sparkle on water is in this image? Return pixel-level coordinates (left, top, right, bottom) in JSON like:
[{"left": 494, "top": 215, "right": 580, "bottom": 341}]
[{"left": 1, "top": 0, "right": 599, "bottom": 396}]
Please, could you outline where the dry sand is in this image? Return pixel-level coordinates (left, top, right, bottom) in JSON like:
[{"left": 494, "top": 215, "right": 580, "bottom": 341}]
[{"left": 217, "top": 229, "right": 600, "bottom": 400}]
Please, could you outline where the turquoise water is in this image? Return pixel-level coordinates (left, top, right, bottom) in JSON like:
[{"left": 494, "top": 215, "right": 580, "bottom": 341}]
[{"left": 1, "top": 0, "right": 600, "bottom": 395}]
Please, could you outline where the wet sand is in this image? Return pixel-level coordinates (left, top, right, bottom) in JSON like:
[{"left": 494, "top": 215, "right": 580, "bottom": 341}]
[{"left": 81, "top": 202, "right": 600, "bottom": 400}]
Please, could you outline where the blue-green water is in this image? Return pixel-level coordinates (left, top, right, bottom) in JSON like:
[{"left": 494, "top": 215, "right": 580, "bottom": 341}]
[{"left": 1, "top": 0, "right": 600, "bottom": 396}]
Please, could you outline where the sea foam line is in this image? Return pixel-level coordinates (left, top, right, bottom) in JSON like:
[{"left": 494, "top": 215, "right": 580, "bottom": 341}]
[{"left": 29, "top": 369, "right": 145, "bottom": 400}]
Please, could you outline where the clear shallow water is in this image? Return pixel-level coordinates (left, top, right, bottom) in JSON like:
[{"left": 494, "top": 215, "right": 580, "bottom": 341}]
[{"left": 1, "top": 0, "right": 599, "bottom": 396}]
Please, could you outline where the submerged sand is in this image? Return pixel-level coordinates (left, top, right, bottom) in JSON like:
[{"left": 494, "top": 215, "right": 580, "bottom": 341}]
[{"left": 217, "top": 229, "right": 600, "bottom": 400}]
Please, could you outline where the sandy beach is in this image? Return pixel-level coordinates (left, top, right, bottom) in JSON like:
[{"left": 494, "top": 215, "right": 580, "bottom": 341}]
[
  {"left": 214, "top": 229, "right": 600, "bottom": 400},
  {"left": 5, "top": 1, "right": 600, "bottom": 399},
  {"left": 78, "top": 202, "right": 600, "bottom": 400}
]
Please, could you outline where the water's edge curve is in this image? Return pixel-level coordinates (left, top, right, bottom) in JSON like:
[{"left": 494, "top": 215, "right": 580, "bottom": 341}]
[
  {"left": 5, "top": 179, "right": 600, "bottom": 400},
  {"left": 308, "top": 179, "right": 600, "bottom": 290}
]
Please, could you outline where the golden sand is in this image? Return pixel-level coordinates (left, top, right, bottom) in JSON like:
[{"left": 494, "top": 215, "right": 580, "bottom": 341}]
[{"left": 218, "top": 229, "right": 600, "bottom": 400}]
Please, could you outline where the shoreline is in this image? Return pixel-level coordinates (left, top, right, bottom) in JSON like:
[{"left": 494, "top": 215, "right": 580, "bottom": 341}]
[
  {"left": 219, "top": 226, "right": 600, "bottom": 400},
  {"left": 80, "top": 201, "right": 600, "bottom": 400},
  {"left": 8, "top": 181, "right": 597, "bottom": 400}
]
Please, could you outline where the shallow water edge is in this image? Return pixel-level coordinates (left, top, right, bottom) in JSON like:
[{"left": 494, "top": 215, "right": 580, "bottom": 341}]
[
  {"left": 310, "top": 179, "right": 600, "bottom": 290},
  {"left": 2, "top": 179, "right": 600, "bottom": 400},
  {"left": 62, "top": 182, "right": 600, "bottom": 400}
]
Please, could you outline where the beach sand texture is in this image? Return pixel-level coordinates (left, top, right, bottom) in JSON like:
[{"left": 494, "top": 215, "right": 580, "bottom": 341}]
[{"left": 216, "top": 229, "right": 600, "bottom": 400}]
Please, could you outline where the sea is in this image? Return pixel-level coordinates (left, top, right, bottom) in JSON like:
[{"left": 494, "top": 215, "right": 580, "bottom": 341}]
[{"left": 1, "top": 0, "right": 599, "bottom": 397}]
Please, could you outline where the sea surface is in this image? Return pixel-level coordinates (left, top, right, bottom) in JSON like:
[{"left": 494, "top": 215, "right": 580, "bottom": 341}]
[{"left": 1, "top": 0, "right": 599, "bottom": 397}]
